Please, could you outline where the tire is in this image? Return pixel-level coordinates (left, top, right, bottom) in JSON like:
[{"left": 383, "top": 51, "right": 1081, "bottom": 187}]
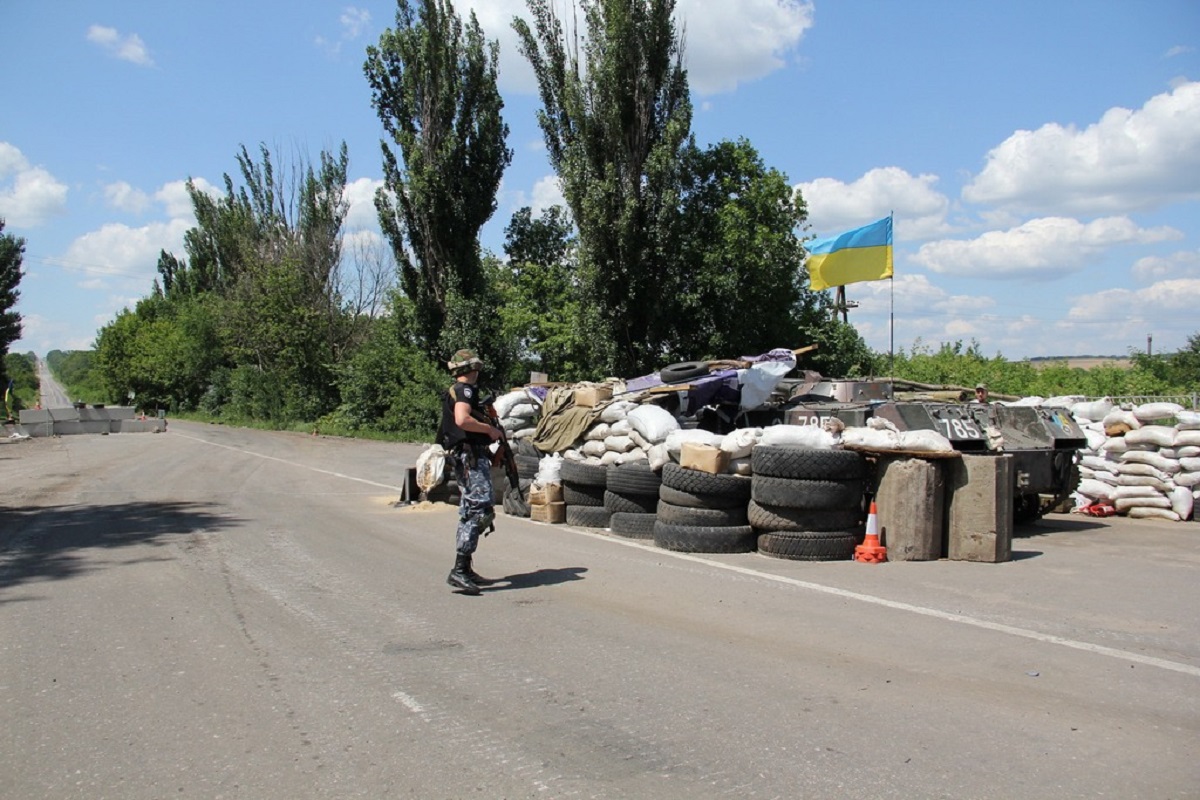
[
  {"left": 747, "top": 500, "right": 863, "bottom": 532},
  {"left": 609, "top": 512, "right": 657, "bottom": 539},
  {"left": 658, "top": 484, "right": 745, "bottom": 510},
  {"left": 604, "top": 489, "right": 659, "bottom": 514},
  {"left": 661, "top": 463, "right": 751, "bottom": 499},
  {"left": 653, "top": 522, "right": 756, "bottom": 553},
  {"left": 606, "top": 462, "right": 663, "bottom": 495},
  {"left": 566, "top": 505, "right": 612, "bottom": 528},
  {"left": 659, "top": 360, "right": 710, "bottom": 384},
  {"left": 502, "top": 485, "right": 530, "bottom": 517},
  {"left": 757, "top": 530, "right": 858, "bottom": 561},
  {"left": 515, "top": 454, "right": 540, "bottom": 481},
  {"left": 560, "top": 459, "right": 609, "bottom": 487},
  {"left": 563, "top": 482, "right": 605, "bottom": 507},
  {"left": 656, "top": 499, "right": 748, "bottom": 527},
  {"left": 750, "top": 476, "right": 865, "bottom": 510},
  {"left": 516, "top": 439, "right": 540, "bottom": 457},
  {"left": 750, "top": 445, "right": 866, "bottom": 480}
]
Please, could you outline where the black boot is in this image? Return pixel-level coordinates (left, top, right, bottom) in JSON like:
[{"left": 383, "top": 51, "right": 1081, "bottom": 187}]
[
  {"left": 447, "top": 553, "right": 480, "bottom": 595},
  {"left": 464, "top": 554, "right": 491, "bottom": 585}
]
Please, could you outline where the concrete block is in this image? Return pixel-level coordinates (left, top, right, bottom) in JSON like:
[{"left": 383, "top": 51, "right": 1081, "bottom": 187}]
[
  {"left": 18, "top": 408, "right": 52, "bottom": 424},
  {"left": 113, "top": 419, "right": 166, "bottom": 433},
  {"left": 48, "top": 406, "right": 80, "bottom": 422},
  {"left": 54, "top": 420, "right": 84, "bottom": 436},
  {"left": 107, "top": 406, "right": 137, "bottom": 420},
  {"left": 873, "top": 455, "right": 945, "bottom": 560},
  {"left": 77, "top": 406, "right": 110, "bottom": 422},
  {"left": 946, "top": 454, "right": 1013, "bottom": 563},
  {"left": 79, "top": 420, "right": 111, "bottom": 434}
]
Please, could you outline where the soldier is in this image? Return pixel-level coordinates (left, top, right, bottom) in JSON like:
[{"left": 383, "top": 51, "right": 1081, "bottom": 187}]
[
  {"left": 974, "top": 383, "right": 990, "bottom": 403},
  {"left": 439, "top": 349, "right": 502, "bottom": 595}
]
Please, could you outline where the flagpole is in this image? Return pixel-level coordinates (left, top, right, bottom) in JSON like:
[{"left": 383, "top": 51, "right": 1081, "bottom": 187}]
[{"left": 889, "top": 211, "right": 895, "bottom": 393}]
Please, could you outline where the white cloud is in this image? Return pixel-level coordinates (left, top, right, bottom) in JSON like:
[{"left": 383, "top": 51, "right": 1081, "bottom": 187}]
[
  {"left": 528, "top": 174, "right": 566, "bottom": 216},
  {"left": 912, "top": 216, "right": 1182, "bottom": 278},
  {"left": 0, "top": 142, "right": 69, "bottom": 227},
  {"left": 86, "top": 25, "right": 154, "bottom": 67},
  {"left": 1132, "top": 248, "right": 1200, "bottom": 282},
  {"left": 62, "top": 219, "right": 193, "bottom": 286},
  {"left": 316, "top": 7, "right": 372, "bottom": 56},
  {"left": 963, "top": 81, "right": 1200, "bottom": 214},
  {"left": 1069, "top": 278, "right": 1200, "bottom": 320},
  {"left": 1164, "top": 45, "right": 1193, "bottom": 58},
  {"left": 796, "top": 167, "right": 951, "bottom": 240},
  {"left": 458, "top": 0, "right": 812, "bottom": 95},
  {"left": 343, "top": 176, "right": 384, "bottom": 231},
  {"left": 104, "top": 181, "right": 150, "bottom": 214},
  {"left": 155, "top": 178, "right": 219, "bottom": 219}
]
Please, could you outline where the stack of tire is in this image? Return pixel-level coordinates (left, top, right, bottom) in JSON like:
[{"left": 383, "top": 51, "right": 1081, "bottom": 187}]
[
  {"left": 653, "top": 463, "right": 754, "bottom": 553},
  {"left": 560, "top": 460, "right": 612, "bottom": 528},
  {"left": 748, "top": 445, "right": 867, "bottom": 560},
  {"left": 604, "top": 462, "right": 662, "bottom": 539},
  {"left": 499, "top": 442, "right": 541, "bottom": 517}
]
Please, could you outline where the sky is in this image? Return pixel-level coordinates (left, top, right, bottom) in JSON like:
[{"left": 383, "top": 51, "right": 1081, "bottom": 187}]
[{"left": 2, "top": 0, "right": 1199, "bottom": 365}]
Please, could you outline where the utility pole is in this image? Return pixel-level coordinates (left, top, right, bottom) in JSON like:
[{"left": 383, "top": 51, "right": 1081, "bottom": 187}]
[{"left": 1147, "top": 333, "right": 1153, "bottom": 357}]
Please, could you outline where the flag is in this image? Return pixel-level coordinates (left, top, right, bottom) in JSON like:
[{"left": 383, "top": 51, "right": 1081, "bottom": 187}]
[
  {"left": 805, "top": 215, "right": 893, "bottom": 291},
  {"left": 3, "top": 379, "right": 12, "bottom": 420}
]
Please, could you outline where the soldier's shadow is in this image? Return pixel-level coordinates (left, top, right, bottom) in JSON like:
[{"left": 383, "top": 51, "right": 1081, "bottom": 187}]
[{"left": 485, "top": 567, "right": 587, "bottom": 591}]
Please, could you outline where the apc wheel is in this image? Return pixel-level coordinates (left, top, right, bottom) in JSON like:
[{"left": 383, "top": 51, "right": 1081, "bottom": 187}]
[
  {"left": 757, "top": 531, "right": 858, "bottom": 561},
  {"left": 750, "top": 445, "right": 866, "bottom": 480},
  {"left": 653, "top": 522, "right": 756, "bottom": 553}
]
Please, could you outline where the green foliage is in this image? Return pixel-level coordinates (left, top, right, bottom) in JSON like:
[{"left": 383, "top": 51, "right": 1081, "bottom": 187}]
[
  {"left": 4, "top": 351, "right": 37, "bottom": 412},
  {"left": 46, "top": 349, "right": 106, "bottom": 403},
  {"left": 0, "top": 220, "right": 24, "bottom": 380},
  {"left": 365, "top": 0, "right": 512, "bottom": 361}
]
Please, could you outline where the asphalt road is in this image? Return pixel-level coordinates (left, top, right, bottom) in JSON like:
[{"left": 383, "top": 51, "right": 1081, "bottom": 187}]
[
  {"left": 34, "top": 357, "right": 71, "bottom": 409},
  {"left": 1, "top": 422, "right": 1198, "bottom": 799}
]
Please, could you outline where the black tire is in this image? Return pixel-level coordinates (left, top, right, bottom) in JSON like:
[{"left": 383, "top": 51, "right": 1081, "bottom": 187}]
[
  {"left": 563, "top": 482, "right": 605, "bottom": 507},
  {"left": 515, "top": 454, "right": 540, "bottom": 481},
  {"left": 604, "top": 489, "right": 659, "bottom": 514},
  {"left": 502, "top": 485, "right": 530, "bottom": 517},
  {"left": 560, "top": 459, "right": 609, "bottom": 487},
  {"left": 659, "top": 360, "right": 710, "bottom": 384},
  {"left": 747, "top": 500, "right": 863, "bottom": 532},
  {"left": 661, "top": 463, "right": 751, "bottom": 499},
  {"left": 609, "top": 512, "right": 657, "bottom": 539},
  {"left": 516, "top": 438, "right": 540, "bottom": 457},
  {"left": 656, "top": 499, "right": 748, "bottom": 527},
  {"left": 653, "top": 521, "right": 756, "bottom": 553},
  {"left": 566, "top": 505, "right": 612, "bottom": 528},
  {"left": 750, "top": 476, "right": 865, "bottom": 510},
  {"left": 757, "top": 531, "right": 858, "bottom": 561},
  {"left": 607, "top": 462, "right": 662, "bottom": 495},
  {"left": 658, "top": 484, "right": 744, "bottom": 510},
  {"left": 750, "top": 445, "right": 866, "bottom": 480}
]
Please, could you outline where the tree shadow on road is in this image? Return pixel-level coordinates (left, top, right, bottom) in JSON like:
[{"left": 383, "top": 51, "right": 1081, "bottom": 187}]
[
  {"left": 0, "top": 501, "right": 240, "bottom": 598},
  {"left": 484, "top": 566, "right": 588, "bottom": 592}
]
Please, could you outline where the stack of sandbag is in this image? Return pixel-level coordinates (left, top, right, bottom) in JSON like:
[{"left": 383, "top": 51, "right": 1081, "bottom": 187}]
[
  {"left": 1071, "top": 400, "right": 1198, "bottom": 522},
  {"left": 493, "top": 388, "right": 542, "bottom": 441}
]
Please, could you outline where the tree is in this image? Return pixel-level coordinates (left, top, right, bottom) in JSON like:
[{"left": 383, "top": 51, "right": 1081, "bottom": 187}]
[
  {"left": 514, "top": 0, "right": 692, "bottom": 376},
  {"left": 0, "top": 219, "right": 25, "bottom": 390},
  {"left": 364, "top": 0, "right": 512, "bottom": 364}
]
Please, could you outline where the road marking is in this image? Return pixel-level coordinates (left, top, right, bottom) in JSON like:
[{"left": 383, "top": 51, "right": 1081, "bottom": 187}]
[
  {"left": 172, "top": 431, "right": 402, "bottom": 491},
  {"left": 562, "top": 526, "right": 1200, "bottom": 679}
]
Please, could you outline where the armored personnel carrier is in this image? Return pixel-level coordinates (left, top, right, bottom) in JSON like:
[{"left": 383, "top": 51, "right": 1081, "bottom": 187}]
[{"left": 742, "top": 377, "right": 1085, "bottom": 522}]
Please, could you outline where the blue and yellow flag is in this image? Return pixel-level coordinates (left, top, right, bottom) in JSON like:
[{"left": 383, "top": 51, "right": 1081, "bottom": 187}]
[{"left": 805, "top": 216, "right": 894, "bottom": 291}]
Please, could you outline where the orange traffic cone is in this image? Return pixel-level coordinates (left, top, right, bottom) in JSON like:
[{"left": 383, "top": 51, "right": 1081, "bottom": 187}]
[{"left": 855, "top": 501, "right": 887, "bottom": 563}]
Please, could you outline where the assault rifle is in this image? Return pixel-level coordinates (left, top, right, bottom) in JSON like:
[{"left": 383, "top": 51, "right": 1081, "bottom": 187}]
[{"left": 478, "top": 395, "right": 520, "bottom": 492}]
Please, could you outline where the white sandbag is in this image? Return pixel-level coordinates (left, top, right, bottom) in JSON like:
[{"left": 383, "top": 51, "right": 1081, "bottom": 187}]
[
  {"left": 562, "top": 449, "right": 583, "bottom": 462},
  {"left": 536, "top": 453, "right": 563, "bottom": 485},
  {"left": 1099, "top": 437, "right": 1128, "bottom": 455},
  {"left": 1083, "top": 428, "right": 1108, "bottom": 451},
  {"left": 1076, "top": 478, "right": 1114, "bottom": 500},
  {"left": 599, "top": 450, "right": 623, "bottom": 466},
  {"left": 1117, "top": 474, "right": 1173, "bottom": 492},
  {"left": 1046, "top": 395, "right": 1086, "bottom": 410},
  {"left": 1176, "top": 446, "right": 1200, "bottom": 458},
  {"left": 600, "top": 400, "right": 636, "bottom": 423},
  {"left": 1072, "top": 398, "right": 1113, "bottom": 422},
  {"left": 1116, "top": 462, "right": 1169, "bottom": 480},
  {"left": 1101, "top": 408, "right": 1141, "bottom": 432},
  {"left": 728, "top": 457, "right": 753, "bottom": 476},
  {"left": 664, "top": 428, "right": 719, "bottom": 458},
  {"left": 616, "top": 449, "right": 649, "bottom": 466},
  {"left": 581, "top": 440, "right": 607, "bottom": 457},
  {"left": 1174, "top": 470, "right": 1200, "bottom": 488},
  {"left": 1175, "top": 430, "right": 1200, "bottom": 447},
  {"left": 1128, "top": 507, "right": 1181, "bottom": 521},
  {"left": 415, "top": 444, "right": 448, "bottom": 492},
  {"left": 897, "top": 429, "right": 954, "bottom": 452},
  {"left": 628, "top": 428, "right": 652, "bottom": 451},
  {"left": 1133, "top": 402, "right": 1183, "bottom": 423},
  {"left": 627, "top": 404, "right": 679, "bottom": 444},
  {"left": 493, "top": 389, "right": 531, "bottom": 419},
  {"left": 507, "top": 403, "right": 537, "bottom": 420},
  {"left": 604, "top": 434, "right": 637, "bottom": 453},
  {"left": 1079, "top": 455, "right": 1115, "bottom": 472},
  {"left": 841, "top": 426, "right": 900, "bottom": 451},
  {"left": 609, "top": 418, "right": 632, "bottom": 436},
  {"left": 1124, "top": 425, "right": 1176, "bottom": 449},
  {"left": 1170, "top": 485, "right": 1194, "bottom": 520},
  {"left": 1114, "top": 496, "right": 1171, "bottom": 512},
  {"left": 1176, "top": 410, "right": 1200, "bottom": 429},
  {"left": 1181, "top": 457, "right": 1200, "bottom": 472},
  {"left": 1120, "top": 450, "right": 1181, "bottom": 473},
  {"left": 719, "top": 428, "right": 762, "bottom": 459},
  {"left": 1111, "top": 484, "right": 1163, "bottom": 499},
  {"left": 647, "top": 443, "right": 670, "bottom": 471},
  {"left": 1090, "top": 470, "right": 1120, "bottom": 485},
  {"left": 501, "top": 416, "right": 526, "bottom": 433},
  {"left": 1006, "top": 396, "right": 1044, "bottom": 407},
  {"left": 511, "top": 426, "right": 537, "bottom": 440},
  {"left": 760, "top": 424, "right": 838, "bottom": 449},
  {"left": 1159, "top": 448, "right": 1180, "bottom": 459},
  {"left": 585, "top": 422, "right": 612, "bottom": 441}
]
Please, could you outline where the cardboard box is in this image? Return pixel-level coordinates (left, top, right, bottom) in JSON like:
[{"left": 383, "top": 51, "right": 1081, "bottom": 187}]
[
  {"left": 574, "top": 385, "right": 613, "bottom": 408},
  {"left": 531, "top": 501, "right": 566, "bottom": 523},
  {"left": 528, "top": 483, "right": 564, "bottom": 506},
  {"left": 679, "top": 442, "right": 730, "bottom": 475}
]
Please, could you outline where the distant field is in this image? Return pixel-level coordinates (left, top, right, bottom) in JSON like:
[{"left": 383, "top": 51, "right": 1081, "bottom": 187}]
[{"left": 1030, "top": 357, "right": 1132, "bottom": 370}]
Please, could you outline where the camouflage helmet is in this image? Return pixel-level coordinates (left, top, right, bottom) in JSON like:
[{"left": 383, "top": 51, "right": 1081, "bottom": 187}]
[{"left": 447, "top": 348, "right": 485, "bottom": 376}]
